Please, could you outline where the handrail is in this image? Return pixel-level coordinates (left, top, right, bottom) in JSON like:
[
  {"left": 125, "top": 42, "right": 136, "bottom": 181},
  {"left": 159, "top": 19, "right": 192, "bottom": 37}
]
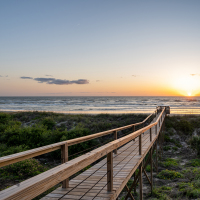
[
  {"left": 0, "top": 109, "right": 157, "bottom": 168},
  {"left": 0, "top": 107, "right": 166, "bottom": 200}
]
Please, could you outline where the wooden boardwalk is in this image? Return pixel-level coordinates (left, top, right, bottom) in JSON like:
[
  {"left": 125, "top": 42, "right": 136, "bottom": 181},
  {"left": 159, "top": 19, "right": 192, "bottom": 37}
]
[
  {"left": 41, "top": 116, "right": 161, "bottom": 200},
  {"left": 0, "top": 106, "right": 169, "bottom": 200}
]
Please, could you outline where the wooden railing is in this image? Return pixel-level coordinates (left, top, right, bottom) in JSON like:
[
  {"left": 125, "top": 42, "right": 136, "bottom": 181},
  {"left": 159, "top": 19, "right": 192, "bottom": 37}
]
[
  {"left": 0, "top": 107, "right": 167, "bottom": 200},
  {"left": 0, "top": 110, "right": 157, "bottom": 168}
]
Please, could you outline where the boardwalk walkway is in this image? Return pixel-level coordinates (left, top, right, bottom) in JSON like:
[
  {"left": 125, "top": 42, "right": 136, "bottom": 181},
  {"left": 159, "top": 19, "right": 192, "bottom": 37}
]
[
  {"left": 42, "top": 113, "right": 162, "bottom": 200},
  {"left": 0, "top": 106, "right": 168, "bottom": 200}
]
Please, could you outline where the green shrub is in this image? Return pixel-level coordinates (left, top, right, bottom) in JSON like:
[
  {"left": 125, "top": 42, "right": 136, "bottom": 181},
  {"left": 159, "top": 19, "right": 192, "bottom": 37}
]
[
  {"left": 164, "top": 135, "right": 172, "bottom": 143},
  {"left": 162, "top": 158, "right": 178, "bottom": 168},
  {"left": 157, "top": 169, "right": 183, "bottom": 180},
  {"left": 177, "top": 119, "right": 194, "bottom": 134},
  {"left": 165, "top": 116, "right": 178, "bottom": 129},
  {"left": 189, "top": 159, "right": 200, "bottom": 167},
  {"left": 172, "top": 146, "right": 178, "bottom": 151},
  {"left": 0, "top": 159, "right": 47, "bottom": 181},
  {"left": 161, "top": 186, "right": 172, "bottom": 191},
  {"left": 2, "top": 124, "right": 50, "bottom": 149},
  {"left": 0, "top": 113, "right": 11, "bottom": 124},
  {"left": 178, "top": 182, "right": 200, "bottom": 198},
  {"left": 146, "top": 164, "right": 151, "bottom": 172},
  {"left": 0, "top": 144, "right": 28, "bottom": 157},
  {"left": 151, "top": 186, "right": 171, "bottom": 200},
  {"left": 190, "top": 136, "right": 200, "bottom": 156},
  {"left": 42, "top": 117, "right": 56, "bottom": 130},
  {"left": 182, "top": 167, "right": 200, "bottom": 180},
  {"left": 163, "top": 146, "right": 171, "bottom": 151},
  {"left": 175, "top": 142, "right": 182, "bottom": 148}
]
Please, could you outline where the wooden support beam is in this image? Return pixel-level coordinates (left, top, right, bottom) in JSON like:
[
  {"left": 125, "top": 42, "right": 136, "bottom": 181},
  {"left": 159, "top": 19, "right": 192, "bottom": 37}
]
[
  {"left": 61, "top": 143, "right": 69, "bottom": 188},
  {"left": 155, "top": 140, "right": 158, "bottom": 173},
  {"left": 125, "top": 185, "right": 135, "bottom": 200},
  {"left": 143, "top": 169, "right": 151, "bottom": 185},
  {"left": 107, "top": 151, "right": 113, "bottom": 192},
  {"left": 139, "top": 163, "right": 143, "bottom": 200},
  {"left": 114, "top": 131, "right": 117, "bottom": 154},
  {"left": 152, "top": 160, "right": 158, "bottom": 172},
  {"left": 125, "top": 140, "right": 158, "bottom": 200},
  {"left": 134, "top": 172, "right": 136, "bottom": 193},
  {"left": 150, "top": 147, "right": 153, "bottom": 193},
  {"left": 139, "top": 135, "right": 142, "bottom": 155},
  {"left": 158, "top": 134, "right": 162, "bottom": 160},
  {"left": 150, "top": 128, "right": 152, "bottom": 142},
  {"left": 156, "top": 124, "right": 157, "bottom": 135},
  {"left": 161, "top": 125, "right": 164, "bottom": 156}
]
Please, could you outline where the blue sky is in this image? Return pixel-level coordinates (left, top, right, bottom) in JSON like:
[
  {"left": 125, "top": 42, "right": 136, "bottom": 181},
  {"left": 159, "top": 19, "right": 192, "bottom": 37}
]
[{"left": 1, "top": 0, "right": 200, "bottom": 96}]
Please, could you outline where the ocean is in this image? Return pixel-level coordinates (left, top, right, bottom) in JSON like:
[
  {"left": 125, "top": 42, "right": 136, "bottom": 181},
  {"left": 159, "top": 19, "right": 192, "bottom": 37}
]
[{"left": 0, "top": 96, "right": 200, "bottom": 114}]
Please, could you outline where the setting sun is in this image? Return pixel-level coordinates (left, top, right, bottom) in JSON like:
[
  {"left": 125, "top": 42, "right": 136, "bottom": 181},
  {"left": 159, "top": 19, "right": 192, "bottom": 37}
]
[{"left": 173, "top": 75, "right": 200, "bottom": 96}]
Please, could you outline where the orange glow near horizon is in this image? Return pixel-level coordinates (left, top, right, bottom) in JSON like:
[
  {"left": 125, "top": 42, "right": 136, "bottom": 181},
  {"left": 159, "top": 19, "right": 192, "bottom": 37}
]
[{"left": 172, "top": 75, "right": 200, "bottom": 97}]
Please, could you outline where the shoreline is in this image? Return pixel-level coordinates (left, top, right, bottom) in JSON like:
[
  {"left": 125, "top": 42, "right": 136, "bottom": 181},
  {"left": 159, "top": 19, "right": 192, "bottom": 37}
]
[{"left": 1, "top": 109, "right": 200, "bottom": 115}]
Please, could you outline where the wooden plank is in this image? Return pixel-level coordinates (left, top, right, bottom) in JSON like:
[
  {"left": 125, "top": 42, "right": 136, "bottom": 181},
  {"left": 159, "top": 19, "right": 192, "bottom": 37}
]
[{"left": 64, "top": 133, "right": 153, "bottom": 200}]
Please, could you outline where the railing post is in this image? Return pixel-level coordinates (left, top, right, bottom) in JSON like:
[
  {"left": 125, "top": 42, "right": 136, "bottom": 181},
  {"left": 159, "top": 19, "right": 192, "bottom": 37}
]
[
  {"left": 143, "top": 123, "right": 145, "bottom": 134},
  {"left": 61, "top": 143, "right": 69, "bottom": 188},
  {"left": 150, "top": 128, "right": 152, "bottom": 142},
  {"left": 133, "top": 125, "right": 135, "bottom": 141},
  {"left": 139, "top": 134, "right": 142, "bottom": 155},
  {"left": 139, "top": 162, "right": 143, "bottom": 200},
  {"left": 114, "top": 131, "right": 117, "bottom": 154},
  {"left": 107, "top": 151, "right": 113, "bottom": 191}
]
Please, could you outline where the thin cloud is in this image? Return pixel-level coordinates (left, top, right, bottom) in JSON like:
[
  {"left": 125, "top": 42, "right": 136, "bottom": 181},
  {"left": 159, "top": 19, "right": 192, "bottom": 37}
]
[
  {"left": 20, "top": 76, "right": 33, "bottom": 79},
  {"left": 45, "top": 75, "right": 53, "bottom": 77},
  {"left": 20, "top": 76, "right": 89, "bottom": 85},
  {"left": 132, "top": 75, "right": 137, "bottom": 77},
  {"left": 34, "top": 78, "right": 89, "bottom": 85},
  {"left": 190, "top": 74, "right": 200, "bottom": 76},
  {"left": 34, "top": 78, "right": 55, "bottom": 83},
  {"left": 0, "top": 75, "right": 8, "bottom": 77},
  {"left": 46, "top": 92, "right": 73, "bottom": 94},
  {"left": 96, "top": 80, "right": 100, "bottom": 82}
]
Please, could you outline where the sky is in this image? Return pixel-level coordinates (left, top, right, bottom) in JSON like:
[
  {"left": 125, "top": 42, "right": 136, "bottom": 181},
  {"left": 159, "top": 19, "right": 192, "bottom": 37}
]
[{"left": 0, "top": 0, "right": 200, "bottom": 96}]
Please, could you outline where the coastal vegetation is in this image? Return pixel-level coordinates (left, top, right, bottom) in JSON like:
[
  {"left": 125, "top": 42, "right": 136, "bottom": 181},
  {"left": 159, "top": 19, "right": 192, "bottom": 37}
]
[
  {"left": 145, "top": 115, "right": 200, "bottom": 200},
  {"left": 1, "top": 112, "right": 200, "bottom": 199},
  {"left": 0, "top": 111, "right": 146, "bottom": 192}
]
